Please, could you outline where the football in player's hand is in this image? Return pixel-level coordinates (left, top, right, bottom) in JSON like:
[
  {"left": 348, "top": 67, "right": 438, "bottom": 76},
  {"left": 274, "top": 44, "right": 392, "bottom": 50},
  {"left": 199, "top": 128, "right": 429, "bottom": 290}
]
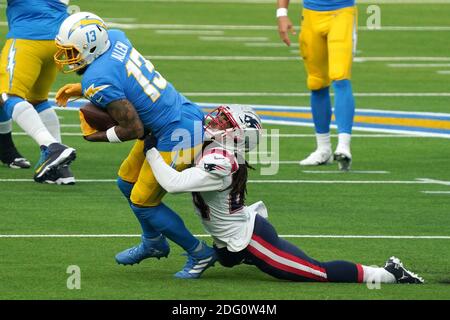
[{"left": 79, "top": 102, "right": 118, "bottom": 131}]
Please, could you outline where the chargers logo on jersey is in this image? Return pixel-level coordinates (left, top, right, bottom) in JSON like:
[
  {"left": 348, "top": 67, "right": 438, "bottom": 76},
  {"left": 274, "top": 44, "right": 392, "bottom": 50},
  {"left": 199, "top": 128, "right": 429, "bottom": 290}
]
[{"left": 84, "top": 83, "right": 110, "bottom": 103}]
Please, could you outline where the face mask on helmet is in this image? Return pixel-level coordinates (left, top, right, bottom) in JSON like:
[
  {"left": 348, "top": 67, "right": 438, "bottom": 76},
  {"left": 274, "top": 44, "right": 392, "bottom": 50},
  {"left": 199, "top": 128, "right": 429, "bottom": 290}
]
[
  {"left": 54, "top": 12, "right": 110, "bottom": 74},
  {"left": 204, "top": 105, "right": 262, "bottom": 153},
  {"left": 54, "top": 43, "right": 86, "bottom": 73}
]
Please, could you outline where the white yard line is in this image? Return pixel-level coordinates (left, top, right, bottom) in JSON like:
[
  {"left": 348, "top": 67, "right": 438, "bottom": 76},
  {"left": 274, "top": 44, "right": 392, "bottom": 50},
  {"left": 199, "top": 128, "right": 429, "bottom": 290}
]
[
  {"left": 155, "top": 30, "right": 224, "bottom": 35},
  {"left": 421, "top": 191, "right": 450, "bottom": 194},
  {"left": 13, "top": 132, "right": 437, "bottom": 138},
  {"left": 199, "top": 36, "right": 269, "bottom": 42},
  {"left": 302, "top": 170, "right": 390, "bottom": 174},
  {"left": 2, "top": 21, "right": 450, "bottom": 32},
  {"left": 0, "top": 234, "right": 449, "bottom": 239},
  {"left": 437, "top": 70, "right": 450, "bottom": 74},
  {"left": 1, "top": 178, "right": 449, "bottom": 185},
  {"left": 144, "top": 55, "right": 450, "bottom": 62},
  {"left": 93, "top": 0, "right": 450, "bottom": 4},
  {"left": 388, "top": 63, "right": 450, "bottom": 68},
  {"left": 246, "top": 43, "right": 300, "bottom": 47},
  {"left": 181, "top": 92, "right": 450, "bottom": 97},
  {"left": 11, "top": 132, "right": 448, "bottom": 138},
  {"left": 145, "top": 55, "right": 299, "bottom": 61}
]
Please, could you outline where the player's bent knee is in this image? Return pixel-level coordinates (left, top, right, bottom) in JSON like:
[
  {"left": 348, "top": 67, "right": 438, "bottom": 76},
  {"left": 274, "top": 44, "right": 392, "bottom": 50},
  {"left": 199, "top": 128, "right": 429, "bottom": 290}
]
[
  {"left": 130, "top": 185, "right": 165, "bottom": 207},
  {"left": 307, "top": 76, "right": 329, "bottom": 91}
]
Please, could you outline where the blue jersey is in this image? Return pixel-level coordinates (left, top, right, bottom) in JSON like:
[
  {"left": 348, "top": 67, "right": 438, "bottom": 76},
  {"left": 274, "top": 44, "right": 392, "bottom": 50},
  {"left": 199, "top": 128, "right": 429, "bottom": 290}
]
[
  {"left": 82, "top": 30, "right": 193, "bottom": 137},
  {"left": 303, "top": 0, "right": 355, "bottom": 11},
  {"left": 6, "top": 0, "right": 68, "bottom": 40}
]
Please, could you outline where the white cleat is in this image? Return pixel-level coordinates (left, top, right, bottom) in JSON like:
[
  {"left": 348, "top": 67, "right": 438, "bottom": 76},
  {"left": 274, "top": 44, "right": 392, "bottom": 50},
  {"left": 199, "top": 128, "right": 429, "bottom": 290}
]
[
  {"left": 299, "top": 149, "right": 333, "bottom": 166},
  {"left": 334, "top": 149, "right": 352, "bottom": 171}
]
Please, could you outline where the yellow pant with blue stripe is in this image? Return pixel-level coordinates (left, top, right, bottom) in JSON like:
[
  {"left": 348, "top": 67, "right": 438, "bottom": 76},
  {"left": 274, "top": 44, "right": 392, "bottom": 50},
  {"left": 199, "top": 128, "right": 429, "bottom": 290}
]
[
  {"left": 119, "top": 140, "right": 202, "bottom": 207},
  {"left": 299, "top": 6, "right": 357, "bottom": 90},
  {"left": 0, "top": 39, "right": 58, "bottom": 102}
]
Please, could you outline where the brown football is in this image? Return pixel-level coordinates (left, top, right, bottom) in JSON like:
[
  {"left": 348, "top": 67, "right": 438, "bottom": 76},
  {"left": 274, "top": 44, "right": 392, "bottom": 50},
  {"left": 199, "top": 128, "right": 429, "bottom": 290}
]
[{"left": 79, "top": 102, "right": 118, "bottom": 131}]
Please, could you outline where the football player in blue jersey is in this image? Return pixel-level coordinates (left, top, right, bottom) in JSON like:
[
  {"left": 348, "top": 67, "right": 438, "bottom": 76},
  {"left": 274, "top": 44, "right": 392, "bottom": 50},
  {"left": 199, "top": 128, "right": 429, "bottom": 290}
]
[
  {"left": 54, "top": 12, "right": 217, "bottom": 278},
  {"left": 277, "top": 0, "right": 357, "bottom": 170},
  {"left": 0, "top": 0, "right": 76, "bottom": 184}
]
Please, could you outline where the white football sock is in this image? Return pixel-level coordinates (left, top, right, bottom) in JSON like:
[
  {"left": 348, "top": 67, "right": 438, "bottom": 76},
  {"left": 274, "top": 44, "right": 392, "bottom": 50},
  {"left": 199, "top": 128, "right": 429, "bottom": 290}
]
[
  {"left": 38, "top": 108, "right": 61, "bottom": 143},
  {"left": 336, "top": 133, "right": 351, "bottom": 153},
  {"left": 0, "top": 119, "right": 12, "bottom": 134},
  {"left": 315, "top": 132, "right": 331, "bottom": 151},
  {"left": 362, "top": 265, "right": 396, "bottom": 284},
  {"left": 12, "top": 101, "right": 57, "bottom": 147}
]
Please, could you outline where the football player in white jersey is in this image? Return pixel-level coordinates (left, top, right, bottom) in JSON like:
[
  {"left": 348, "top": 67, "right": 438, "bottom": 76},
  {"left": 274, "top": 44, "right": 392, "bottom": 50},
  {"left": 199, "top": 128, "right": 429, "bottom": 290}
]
[{"left": 143, "top": 105, "right": 423, "bottom": 284}]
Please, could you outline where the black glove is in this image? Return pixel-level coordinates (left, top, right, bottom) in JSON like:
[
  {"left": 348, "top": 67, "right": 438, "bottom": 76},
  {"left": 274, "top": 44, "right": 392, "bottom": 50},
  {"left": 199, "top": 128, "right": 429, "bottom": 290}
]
[
  {"left": 143, "top": 134, "right": 158, "bottom": 155},
  {"left": 138, "top": 127, "right": 152, "bottom": 140}
]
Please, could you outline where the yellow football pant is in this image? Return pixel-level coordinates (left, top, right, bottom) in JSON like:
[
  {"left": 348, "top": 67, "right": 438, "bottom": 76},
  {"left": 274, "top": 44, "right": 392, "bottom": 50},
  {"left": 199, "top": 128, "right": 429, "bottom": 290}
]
[
  {"left": 118, "top": 140, "right": 202, "bottom": 207},
  {"left": 299, "top": 6, "right": 357, "bottom": 91},
  {"left": 0, "top": 39, "right": 58, "bottom": 101}
]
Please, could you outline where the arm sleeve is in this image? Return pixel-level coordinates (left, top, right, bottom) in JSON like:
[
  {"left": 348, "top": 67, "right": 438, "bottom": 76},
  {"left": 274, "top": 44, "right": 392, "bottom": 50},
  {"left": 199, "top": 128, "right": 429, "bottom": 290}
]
[{"left": 146, "top": 148, "right": 225, "bottom": 193}]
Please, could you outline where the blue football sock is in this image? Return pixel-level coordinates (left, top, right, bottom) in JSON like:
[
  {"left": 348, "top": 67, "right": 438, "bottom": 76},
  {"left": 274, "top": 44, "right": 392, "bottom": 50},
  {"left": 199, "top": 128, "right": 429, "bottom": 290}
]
[
  {"left": 131, "top": 203, "right": 199, "bottom": 253},
  {"left": 117, "top": 177, "right": 134, "bottom": 204},
  {"left": 333, "top": 79, "right": 355, "bottom": 134},
  {"left": 0, "top": 107, "right": 10, "bottom": 122},
  {"left": 3, "top": 96, "right": 24, "bottom": 118},
  {"left": 117, "top": 178, "right": 161, "bottom": 239},
  {"left": 311, "top": 87, "right": 332, "bottom": 134},
  {"left": 34, "top": 101, "right": 52, "bottom": 113}
]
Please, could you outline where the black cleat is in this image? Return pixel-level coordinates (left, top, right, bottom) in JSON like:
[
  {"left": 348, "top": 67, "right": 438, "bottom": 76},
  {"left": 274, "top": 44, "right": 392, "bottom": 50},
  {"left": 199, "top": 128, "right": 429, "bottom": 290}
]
[
  {"left": 334, "top": 151, "right": 352, "bottom": 171},
  {"left": 384, "top": 256, "right": 424, "bottom": 284},
  {"left": 34, "top": 143, "right": 76, "bottom": 183},
  {"left": 42, "top": 164, "right": 76, "bottom": 185},
  {"left": 2, "top": 157, "right": 31, "bottom": 169}
]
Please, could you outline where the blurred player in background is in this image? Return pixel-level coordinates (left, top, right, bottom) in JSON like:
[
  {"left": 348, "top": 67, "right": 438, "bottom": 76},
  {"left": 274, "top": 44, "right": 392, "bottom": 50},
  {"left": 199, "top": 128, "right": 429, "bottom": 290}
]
[
  {"left": 277, "top": 0, "right": 357, "bottom": 171},
  {"left": 0, "top": 0, "right": 76, "bottom": 184},
  {"left": 54, "top": 12, "right": 217, "bottom": 278},
  {"left": 144, "top": 105, "right": 423, "bottom": 284}
]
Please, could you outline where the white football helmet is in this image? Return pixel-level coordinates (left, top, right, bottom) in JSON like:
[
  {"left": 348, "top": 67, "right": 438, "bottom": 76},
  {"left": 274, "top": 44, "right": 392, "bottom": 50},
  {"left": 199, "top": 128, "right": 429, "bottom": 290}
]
[
  {"left": 54, "top": 12, "right": 110, "bottom": 73},
  {"left": 205, "top": 105, "right": 262, "bottom": 152}
]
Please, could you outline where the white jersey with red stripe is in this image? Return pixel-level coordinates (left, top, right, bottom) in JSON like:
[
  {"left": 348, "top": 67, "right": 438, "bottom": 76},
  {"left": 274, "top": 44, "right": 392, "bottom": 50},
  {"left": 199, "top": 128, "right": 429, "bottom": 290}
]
[
  {"left": 145, "top": 145, "right": 259, "bottom": 252},
  {"left": 192, "top": 147, "right": 257, "bottom": 252}
]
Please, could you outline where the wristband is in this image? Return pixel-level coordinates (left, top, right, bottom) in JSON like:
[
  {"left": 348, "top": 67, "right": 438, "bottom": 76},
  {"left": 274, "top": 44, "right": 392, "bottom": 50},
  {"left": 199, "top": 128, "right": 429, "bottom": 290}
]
[
  {"left": 106, "top": 126, "right": 122, "bottom": 143},
  {"left": 276, "top": 8, "right": 288, "bottom": 18}
]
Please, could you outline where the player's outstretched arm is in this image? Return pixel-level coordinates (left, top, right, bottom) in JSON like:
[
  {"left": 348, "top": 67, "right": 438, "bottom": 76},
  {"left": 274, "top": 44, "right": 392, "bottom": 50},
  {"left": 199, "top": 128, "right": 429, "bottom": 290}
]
[
  {"left": 144, "top": 140, "right": 225, "bottom": 193},
  {"left": 84, "top": 99, "right": 144, "bottom": 142},
  {"left": 277, "top": 0, "right": 296, "bottom": 46}
]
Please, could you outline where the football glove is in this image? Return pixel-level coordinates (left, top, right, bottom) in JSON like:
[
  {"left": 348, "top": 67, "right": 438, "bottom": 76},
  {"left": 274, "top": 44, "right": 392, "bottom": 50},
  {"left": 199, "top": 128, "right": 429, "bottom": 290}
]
[
  {"left": 56, "top": 83, "right": 82, "bottom": 107},
  {"left": 78, "top": 110, "right": 98, "bottom": 137}
]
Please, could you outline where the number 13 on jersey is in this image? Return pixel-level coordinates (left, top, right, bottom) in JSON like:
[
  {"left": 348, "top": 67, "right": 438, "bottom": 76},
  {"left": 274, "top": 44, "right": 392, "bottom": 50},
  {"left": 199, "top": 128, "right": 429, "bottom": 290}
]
[{"left": 125, "top": 48, "right": 168, "bottom": 102}]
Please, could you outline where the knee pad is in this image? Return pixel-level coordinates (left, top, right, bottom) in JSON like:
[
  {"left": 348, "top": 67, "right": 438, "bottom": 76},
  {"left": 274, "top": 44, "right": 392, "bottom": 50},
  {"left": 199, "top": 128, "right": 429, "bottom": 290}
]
[
  {"left": 130, "top": 183, "right": 165, "bottom": 207},
  {"left": 307, "top": 76, "right": 330, "bottom": 91}
]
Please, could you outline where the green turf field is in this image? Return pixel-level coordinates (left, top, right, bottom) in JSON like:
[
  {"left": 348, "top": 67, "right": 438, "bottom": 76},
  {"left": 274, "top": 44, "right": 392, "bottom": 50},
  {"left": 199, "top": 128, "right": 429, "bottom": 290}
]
[{"left": 1, "top": 0, "right": 450, "bottom": 300}]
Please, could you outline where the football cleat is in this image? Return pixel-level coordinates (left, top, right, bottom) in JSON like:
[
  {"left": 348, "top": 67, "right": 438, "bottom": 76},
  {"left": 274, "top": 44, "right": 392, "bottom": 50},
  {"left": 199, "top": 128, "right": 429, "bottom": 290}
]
[
  {"left": 43, "top": 165, "right": 76, "bottom": 185},
  {"left": 299, "top": 149, "right": 333, "bottom": 166},
  {"left": 34, "top": 143, "right": 76, "bottom": 183},
  {"left": 334, "top": 149, "right": 352, "bottom": 171},
  {"left": 384, "top": 256, "right": 424, "bottom": 284},
  {"left": 174, "top": 241, "right": 217, "bottom": 279},
  {"left": 1, "top": 148, "right": 31, "bottom": 169},
  {"left": 3, "top": 157, "right": 31, "bottom": 169},
  {"left": 115, "top": 235, "right": 170, "bottom": 265}
]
